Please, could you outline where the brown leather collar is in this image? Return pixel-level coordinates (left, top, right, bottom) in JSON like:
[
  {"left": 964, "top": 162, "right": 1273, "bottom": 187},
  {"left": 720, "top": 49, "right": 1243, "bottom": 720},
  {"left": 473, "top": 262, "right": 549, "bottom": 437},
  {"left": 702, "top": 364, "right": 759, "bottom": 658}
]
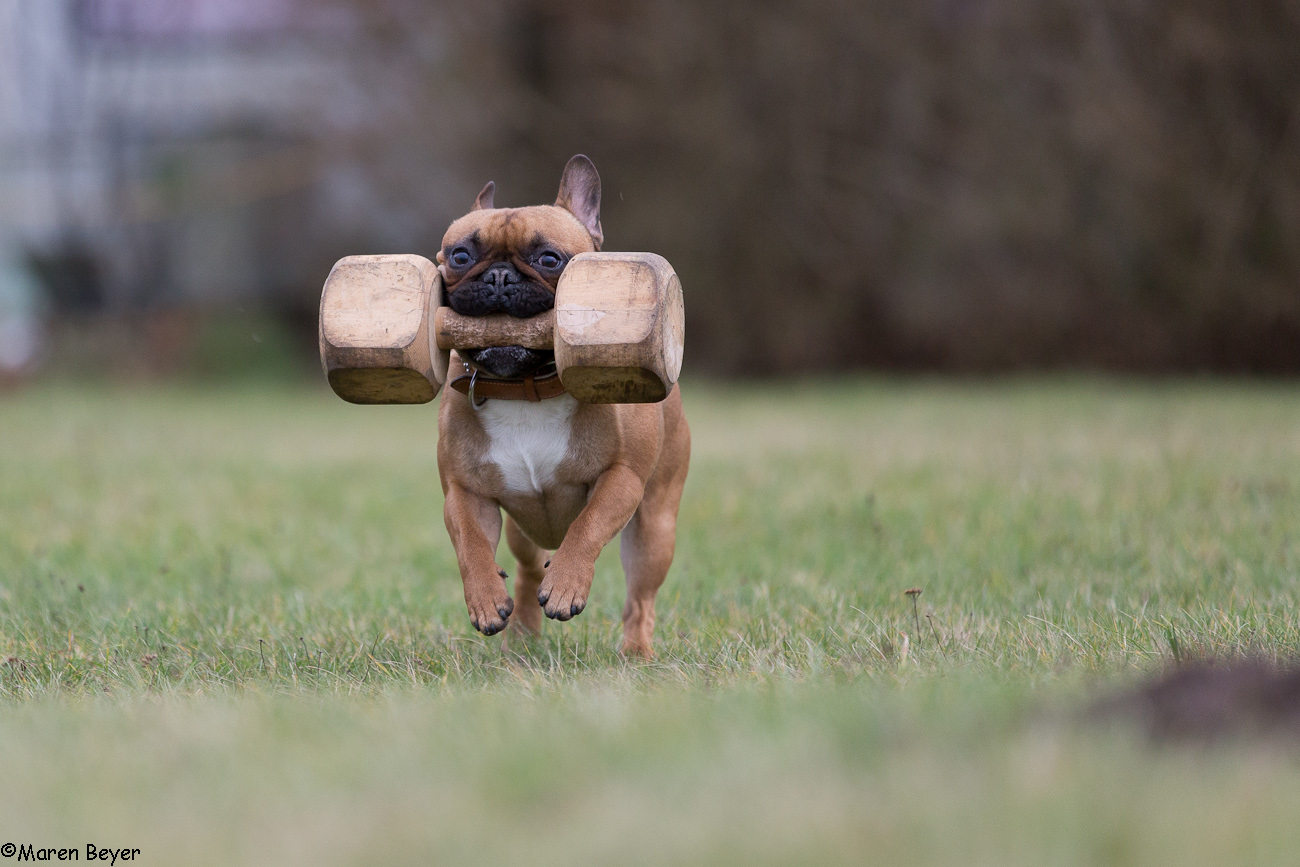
[{"left": 449, "top": 360, "right": 568, "bottom": 405}]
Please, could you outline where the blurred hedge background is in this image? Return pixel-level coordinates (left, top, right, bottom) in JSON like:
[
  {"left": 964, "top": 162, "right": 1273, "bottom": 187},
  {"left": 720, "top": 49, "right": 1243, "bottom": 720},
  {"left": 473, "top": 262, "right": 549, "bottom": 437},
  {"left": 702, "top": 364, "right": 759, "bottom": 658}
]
[{"left": 2, "top": 0, "right": 1299, "bottom": 378}]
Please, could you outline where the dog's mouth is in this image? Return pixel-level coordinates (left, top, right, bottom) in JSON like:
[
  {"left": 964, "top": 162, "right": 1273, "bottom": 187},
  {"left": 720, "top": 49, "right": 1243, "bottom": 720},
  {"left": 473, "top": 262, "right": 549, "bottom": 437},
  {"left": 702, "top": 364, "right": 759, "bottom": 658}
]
[{"left": 462, "top": 346, "right": 554, "bottom": 380}]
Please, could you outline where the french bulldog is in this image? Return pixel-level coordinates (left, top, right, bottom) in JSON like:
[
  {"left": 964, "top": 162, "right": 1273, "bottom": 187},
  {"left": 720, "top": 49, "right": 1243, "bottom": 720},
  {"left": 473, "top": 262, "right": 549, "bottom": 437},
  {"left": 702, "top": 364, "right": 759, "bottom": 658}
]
[{"left": 435, "top": 155, "right": 690, "bottom": 657}]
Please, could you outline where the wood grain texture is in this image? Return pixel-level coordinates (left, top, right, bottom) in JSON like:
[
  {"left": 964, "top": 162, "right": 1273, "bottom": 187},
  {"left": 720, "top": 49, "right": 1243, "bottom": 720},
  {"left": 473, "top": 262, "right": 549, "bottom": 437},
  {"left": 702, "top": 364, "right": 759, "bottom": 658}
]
[
  {"left": 434, "top": 307, "right": 555, "bottom": 351},
  {"left": 319, "top": 254, "right": 446, "bottom": 405},
  {"left": 554, "top": 252, "right": 684, "bottom": 403}
]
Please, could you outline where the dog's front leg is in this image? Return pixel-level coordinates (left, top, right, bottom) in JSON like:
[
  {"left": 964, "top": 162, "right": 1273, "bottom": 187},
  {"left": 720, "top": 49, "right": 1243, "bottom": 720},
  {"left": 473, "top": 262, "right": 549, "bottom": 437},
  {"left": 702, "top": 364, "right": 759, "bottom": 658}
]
[
  {"left": 538, "top": 463, "right": 646, "bottom": 621},
  {"left": 444, "top": 482, "right": 514, "bottom": 635}
]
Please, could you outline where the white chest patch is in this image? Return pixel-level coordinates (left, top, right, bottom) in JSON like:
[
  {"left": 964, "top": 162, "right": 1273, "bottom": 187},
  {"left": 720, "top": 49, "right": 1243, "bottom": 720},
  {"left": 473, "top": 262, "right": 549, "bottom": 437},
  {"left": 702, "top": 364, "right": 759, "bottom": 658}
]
[{"left": 478, "top": 394, "right": 579, "bottom": 494}]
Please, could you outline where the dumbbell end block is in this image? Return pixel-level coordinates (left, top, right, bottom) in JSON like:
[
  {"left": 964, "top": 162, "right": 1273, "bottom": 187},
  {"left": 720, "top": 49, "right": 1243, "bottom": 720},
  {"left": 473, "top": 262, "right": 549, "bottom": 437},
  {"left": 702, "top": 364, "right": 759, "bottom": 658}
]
[
  {"left": 319, "top": 254, "right": 446, "bottom": 405},
  {"left": 554, "top": 252, "right": 684, "bottom": 404}
]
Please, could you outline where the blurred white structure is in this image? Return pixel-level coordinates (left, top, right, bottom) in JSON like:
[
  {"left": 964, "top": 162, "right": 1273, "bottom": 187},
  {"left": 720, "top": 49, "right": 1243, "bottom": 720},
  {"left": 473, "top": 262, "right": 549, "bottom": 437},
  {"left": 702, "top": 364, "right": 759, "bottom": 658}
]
[
  {"left": 0, "top": 247, "right": 43, "bottom": 373},
  {"left": 0, "top": 0, "right": 366, "bottom": 315}
]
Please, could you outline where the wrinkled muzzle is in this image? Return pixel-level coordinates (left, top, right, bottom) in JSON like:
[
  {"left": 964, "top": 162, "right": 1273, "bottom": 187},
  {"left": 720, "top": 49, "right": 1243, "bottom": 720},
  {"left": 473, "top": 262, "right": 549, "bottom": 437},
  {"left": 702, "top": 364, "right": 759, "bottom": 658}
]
[{"left": 448, "top": 261, "right": 555, "bottom": 319}]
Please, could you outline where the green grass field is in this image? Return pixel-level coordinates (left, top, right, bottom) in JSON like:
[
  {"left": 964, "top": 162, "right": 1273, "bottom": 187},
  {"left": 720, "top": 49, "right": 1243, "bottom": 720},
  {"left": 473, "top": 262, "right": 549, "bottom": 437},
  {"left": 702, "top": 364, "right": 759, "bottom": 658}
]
[{"left": 3, "top": 379, "right": 1300, "bottom": 865}]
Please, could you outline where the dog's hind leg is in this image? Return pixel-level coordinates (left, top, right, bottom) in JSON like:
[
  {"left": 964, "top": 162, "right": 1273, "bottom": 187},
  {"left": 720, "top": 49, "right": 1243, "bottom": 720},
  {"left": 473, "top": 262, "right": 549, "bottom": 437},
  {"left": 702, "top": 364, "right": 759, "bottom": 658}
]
[
  {"left": 619, "top": 394, "right": 690, "bottom": 657},
  {"left": 505, "top": 516, "right": 547, "bottom": 638}
]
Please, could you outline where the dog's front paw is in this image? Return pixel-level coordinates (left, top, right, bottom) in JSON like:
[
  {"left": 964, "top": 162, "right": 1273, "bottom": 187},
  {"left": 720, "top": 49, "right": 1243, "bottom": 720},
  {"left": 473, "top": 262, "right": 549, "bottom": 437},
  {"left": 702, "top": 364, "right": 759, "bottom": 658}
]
[
  {"left": 536, "top": 558, "right": 593, "bottom": 621},
  {"left": 465, "top": 575, "right": 515, "bottom": 636}
]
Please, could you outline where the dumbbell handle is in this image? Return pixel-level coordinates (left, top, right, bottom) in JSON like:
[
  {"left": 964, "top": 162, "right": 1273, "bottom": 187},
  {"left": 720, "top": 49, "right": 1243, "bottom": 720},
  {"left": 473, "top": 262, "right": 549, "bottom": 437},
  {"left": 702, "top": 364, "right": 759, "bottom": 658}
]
[{"left": 433, "top": 307, "right": 555, "bottom": 351}]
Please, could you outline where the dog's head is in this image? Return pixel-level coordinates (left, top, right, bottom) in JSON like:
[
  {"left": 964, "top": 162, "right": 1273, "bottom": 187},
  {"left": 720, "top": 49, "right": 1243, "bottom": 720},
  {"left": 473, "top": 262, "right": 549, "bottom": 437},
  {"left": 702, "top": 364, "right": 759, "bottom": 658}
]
[{"left": 437, "top": 155, "right": 603, "bottom": 379}]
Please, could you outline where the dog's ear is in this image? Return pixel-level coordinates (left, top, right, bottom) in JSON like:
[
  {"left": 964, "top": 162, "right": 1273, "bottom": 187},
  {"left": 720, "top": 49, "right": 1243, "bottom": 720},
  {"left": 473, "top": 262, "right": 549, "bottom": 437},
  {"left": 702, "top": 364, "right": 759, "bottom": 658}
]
[
  {"left": 472, "top": 181, "right": 495, "bottom": 211},
  {"left": 555, "top": 155, "right": 603, "bottom": 249}
]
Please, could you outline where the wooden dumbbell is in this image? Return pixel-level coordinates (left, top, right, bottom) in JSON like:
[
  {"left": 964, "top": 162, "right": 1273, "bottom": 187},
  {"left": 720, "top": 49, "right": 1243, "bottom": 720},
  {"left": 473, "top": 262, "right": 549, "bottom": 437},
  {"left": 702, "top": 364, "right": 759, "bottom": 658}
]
[{"left": 320, "top": 251, "right": 683, "bottom": 405}]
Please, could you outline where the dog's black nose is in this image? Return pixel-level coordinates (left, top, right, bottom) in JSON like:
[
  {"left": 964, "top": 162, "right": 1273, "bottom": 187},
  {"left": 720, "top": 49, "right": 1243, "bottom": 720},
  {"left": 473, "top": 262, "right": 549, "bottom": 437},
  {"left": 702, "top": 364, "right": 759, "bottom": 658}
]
[{"left": 481, "top": 262, "right": 521, "bottom": 289}]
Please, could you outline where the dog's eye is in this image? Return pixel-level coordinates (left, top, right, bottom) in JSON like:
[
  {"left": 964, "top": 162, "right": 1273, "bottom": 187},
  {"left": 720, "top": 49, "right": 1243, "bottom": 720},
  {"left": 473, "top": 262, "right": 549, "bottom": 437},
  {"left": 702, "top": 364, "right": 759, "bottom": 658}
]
[
  {"left": 449, "top": 248, "right": 473, "bottom": 268},
  {"left": 537, "top": 251, "right": 563, "bottom": 270}
]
